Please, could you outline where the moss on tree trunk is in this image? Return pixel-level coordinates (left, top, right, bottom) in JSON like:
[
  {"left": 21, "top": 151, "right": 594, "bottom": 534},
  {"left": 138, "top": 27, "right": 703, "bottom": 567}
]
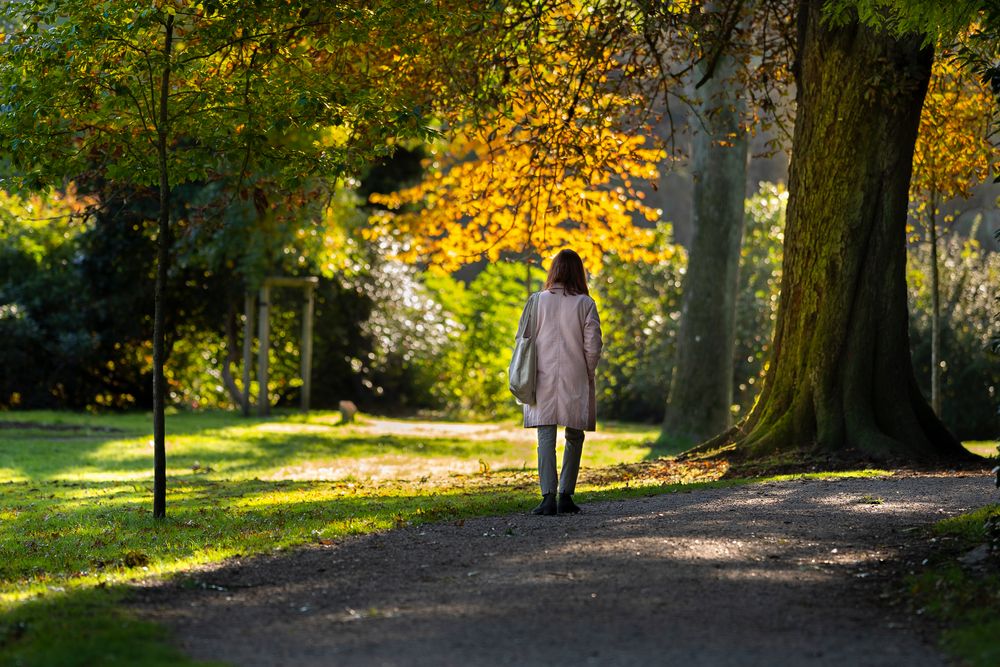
[{"left": 695, "top": 3, "right": 971, "bottom": 463}]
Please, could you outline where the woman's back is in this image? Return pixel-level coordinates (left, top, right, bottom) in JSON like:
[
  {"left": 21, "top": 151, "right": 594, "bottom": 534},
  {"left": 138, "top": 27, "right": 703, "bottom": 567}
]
[{"left": 523, "top": 284, "right": 602, "bottom": 431}]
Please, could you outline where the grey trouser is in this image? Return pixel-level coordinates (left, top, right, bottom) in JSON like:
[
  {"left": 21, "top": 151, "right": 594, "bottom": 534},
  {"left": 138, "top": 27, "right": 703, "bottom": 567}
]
[{"left": 536, "top": 425, "right": 585, "bottom": 495}]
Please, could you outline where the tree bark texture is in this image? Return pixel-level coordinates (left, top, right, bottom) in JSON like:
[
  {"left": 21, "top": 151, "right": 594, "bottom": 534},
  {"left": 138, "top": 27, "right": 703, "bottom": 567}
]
[
  {"left": 662, "top": 50, "right": 748, "bottom": 443},
  {"left": 153, "top": 14, "right": 174, "bottom": 519},
  {"left": 705, "top": 2, "right": 969, "bottom": 462}
]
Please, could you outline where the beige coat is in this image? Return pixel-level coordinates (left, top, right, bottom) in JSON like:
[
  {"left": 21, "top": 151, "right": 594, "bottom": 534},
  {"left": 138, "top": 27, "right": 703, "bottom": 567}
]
[{"left": 517, "top": 285, "right": 603, "bottom": 431}]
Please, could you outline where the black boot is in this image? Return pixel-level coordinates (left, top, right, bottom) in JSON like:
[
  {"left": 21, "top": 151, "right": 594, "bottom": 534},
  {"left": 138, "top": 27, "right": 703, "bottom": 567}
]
[
  {"left": 557, "top": 493, "right": 580, "bottom": 514},
  {"left": 531, "top": 493, "right": 557, "bottom": 516}
]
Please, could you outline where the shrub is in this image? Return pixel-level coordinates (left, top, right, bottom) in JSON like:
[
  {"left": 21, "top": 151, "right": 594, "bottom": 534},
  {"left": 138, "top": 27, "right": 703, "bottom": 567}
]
[
  {"left": 594, "top": 223, "right": 684, "bottom": 422},
  {"left": 593, "top": 183, "right": 787, "bottom": 423},
  {"left": 908, "top": 234, "right": 1000, "bottom": 439},
  {"left": 422, "top": 262, "right": 545, "bottom": 419}
]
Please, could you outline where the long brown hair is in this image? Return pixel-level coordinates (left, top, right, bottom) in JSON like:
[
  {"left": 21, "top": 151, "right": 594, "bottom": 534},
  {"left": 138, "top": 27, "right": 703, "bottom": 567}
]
[{"left": 543, "top": 249, "right": 589, "bottom": 296}]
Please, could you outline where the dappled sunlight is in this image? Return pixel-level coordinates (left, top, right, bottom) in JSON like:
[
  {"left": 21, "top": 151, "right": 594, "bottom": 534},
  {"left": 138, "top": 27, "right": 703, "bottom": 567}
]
[
  {"left": 1, "top": 411, "right": 661, "bottom": 485},
  {"left": 709, "top": 564, "right": 824, "bottom": 583},
  {"left": 355, "top": 417, "right": 658, "bottom": 444},
  {"left": 52, "top": 470, "right": 153, "bottom": 483},
  {"left": 0, "top": 467, "right": 25, "bottom": 483},
  {"left": 252, "top": 422, "right": 338, "bottom": 434},
  {"left": 809, "top": 491, "right": 957, "bottom": 516},
  {"left": 360, "top": 418, "right": 530, "bottom": 440},
  {"left": 268, "top": 455, "right": 515, "bottom": 482}
]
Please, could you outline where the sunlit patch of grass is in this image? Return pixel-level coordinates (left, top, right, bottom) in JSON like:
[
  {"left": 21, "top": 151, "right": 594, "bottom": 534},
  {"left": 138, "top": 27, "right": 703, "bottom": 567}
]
[
  {"left": 0, "top": 586, "right": 220, "bottom": 667},
  {"left": 963, "top": 441, "right": 998, "bottom": 459}
]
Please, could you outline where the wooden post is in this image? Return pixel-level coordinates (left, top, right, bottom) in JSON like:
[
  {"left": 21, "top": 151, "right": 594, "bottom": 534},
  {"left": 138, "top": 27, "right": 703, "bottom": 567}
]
[
  {"left": 300, "top": 283, "right": 315, "bottom": 412},
  {"left": 257, "top": 284, "right": 271, "bottom": 416},
  {"left": 242, "top": 291, "right": 255, "bottom": 417}
]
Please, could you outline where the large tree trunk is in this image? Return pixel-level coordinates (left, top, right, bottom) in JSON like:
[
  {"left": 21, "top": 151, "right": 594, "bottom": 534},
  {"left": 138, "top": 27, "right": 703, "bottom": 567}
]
[
  {"left": 661, "top": 50, "right": 748, "bottom": 443},
  {"left": 692, "top": 2, "right": 970, "bottom": 463}
]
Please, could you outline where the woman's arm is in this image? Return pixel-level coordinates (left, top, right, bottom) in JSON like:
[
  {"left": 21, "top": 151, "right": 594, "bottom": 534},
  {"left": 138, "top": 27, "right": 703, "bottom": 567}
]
[
  {"left": 514, "top": 293, "right": 535, "bottom": 340},
  {"left": 583, "top": 299, "right": 603, "bottom": 377}
]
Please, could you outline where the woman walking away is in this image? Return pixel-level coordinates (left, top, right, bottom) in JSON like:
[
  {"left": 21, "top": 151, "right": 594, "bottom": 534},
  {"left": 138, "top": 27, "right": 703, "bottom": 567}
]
[{"left": 516, "top": 249, "right": 603, "bottom": 516}]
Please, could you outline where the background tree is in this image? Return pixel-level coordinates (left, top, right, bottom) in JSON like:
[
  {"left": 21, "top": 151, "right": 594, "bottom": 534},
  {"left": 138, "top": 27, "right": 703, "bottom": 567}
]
[
  {"left": 368, "top": 1, "right": 668, "bottom": 274},
  {"left": 662, "top": 0, "right": 755, "bottom": 445},
  {"left": 0, "top": 0, "right": 497, "bottom": 516},
  {"left": 909, "top": 53, "right": 996, "bottom": 416},
  {"left": 625, "top": 0, "right": 795, "bottom": 447}
]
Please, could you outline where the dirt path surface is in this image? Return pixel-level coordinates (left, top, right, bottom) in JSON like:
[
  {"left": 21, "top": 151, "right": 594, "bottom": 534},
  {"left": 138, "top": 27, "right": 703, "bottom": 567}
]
[{"left": 132, "top": 474, "right": 995, "bottom": 666}]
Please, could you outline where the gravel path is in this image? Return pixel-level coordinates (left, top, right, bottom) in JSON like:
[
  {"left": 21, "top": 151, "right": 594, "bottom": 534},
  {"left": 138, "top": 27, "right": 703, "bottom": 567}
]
[{"left": 132, "top": 474, "right": 995, "bottom": 666}]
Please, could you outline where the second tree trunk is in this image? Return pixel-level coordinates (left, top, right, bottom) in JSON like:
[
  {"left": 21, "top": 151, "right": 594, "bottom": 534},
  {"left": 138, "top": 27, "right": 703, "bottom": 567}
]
[{"left": 662, "top": 51, "right": 748, "bottom": 444}]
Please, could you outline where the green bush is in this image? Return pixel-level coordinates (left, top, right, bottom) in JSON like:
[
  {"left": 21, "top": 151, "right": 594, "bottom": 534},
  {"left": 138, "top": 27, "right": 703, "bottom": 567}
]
[
  {"left": 732, "top": 183, "right": 786, "bottom": 417},
  {"left": 0, "top": 184, "right": 381, "bottom": 412},
  {"left": 346, "top": 252, "right": 458, "bottom": 412},
  {"left": 908, "top": 235, "right": 1000, "bottom": 439},
  {"left": 594, "top": 223, "right": 684, "bottom": 422},
  {"left": 422, "top": 262, "right": 545, "bottom": 419},
  {"left": 593, "top": 183, "right": 787, "bottom": 423},
  {"left": 0, "top": 191, "right": 117, "bottom": 408}
]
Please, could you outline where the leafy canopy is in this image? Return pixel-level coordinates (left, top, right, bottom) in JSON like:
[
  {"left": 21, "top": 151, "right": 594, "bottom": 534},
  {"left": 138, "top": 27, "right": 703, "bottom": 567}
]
[
  {"left": 910, "top": 52, "right": 997, "bottom": 213},
  {"left": 368, "top": 1, "right": 672, "bottom": 273},
  {"left": 0, "top": 0, "right": 492, "bottom": 191},
  {"left": 824, "top": 0, "right": 998, "bottom": 37}
]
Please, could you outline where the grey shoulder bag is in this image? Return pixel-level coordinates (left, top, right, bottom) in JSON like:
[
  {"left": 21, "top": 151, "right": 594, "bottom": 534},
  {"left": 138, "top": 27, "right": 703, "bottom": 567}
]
[{"left": 508, "top": 291, "right": 540, "bottom": 405}]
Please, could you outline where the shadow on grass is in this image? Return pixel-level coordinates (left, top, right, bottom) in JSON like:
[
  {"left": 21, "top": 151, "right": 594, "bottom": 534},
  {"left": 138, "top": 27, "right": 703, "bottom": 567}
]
[
  {"left": 642, "top": 431, "right": 696, "bottom": 461},
  {"left": 0, "top": 410, "right": 283, "bottom": 481},
  {"left": 0, "top": 410, "right": 532, "bottom": 481},
  {"left": 1, "top": 410, "right": 662, "bottom": 485},
  {"left": 0, "top": 586, "right": 222, "bottom": 667}
]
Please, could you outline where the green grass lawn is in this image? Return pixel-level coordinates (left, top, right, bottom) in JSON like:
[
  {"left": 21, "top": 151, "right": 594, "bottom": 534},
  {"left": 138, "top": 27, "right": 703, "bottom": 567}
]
[
  {"left": 0, "top": 409, "right": 729, "bottom": 665},
  {"left": 0, "top": 410, "right": 670, "bottom": 602},
  {"left": 0, "top": 409, "right": 955, "bottom": 665}
]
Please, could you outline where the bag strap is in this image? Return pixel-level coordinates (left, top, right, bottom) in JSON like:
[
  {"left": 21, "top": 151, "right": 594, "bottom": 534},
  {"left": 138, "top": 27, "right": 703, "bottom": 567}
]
[{"left": 525, "top": 291, "right": 540, "bottom": 337}]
